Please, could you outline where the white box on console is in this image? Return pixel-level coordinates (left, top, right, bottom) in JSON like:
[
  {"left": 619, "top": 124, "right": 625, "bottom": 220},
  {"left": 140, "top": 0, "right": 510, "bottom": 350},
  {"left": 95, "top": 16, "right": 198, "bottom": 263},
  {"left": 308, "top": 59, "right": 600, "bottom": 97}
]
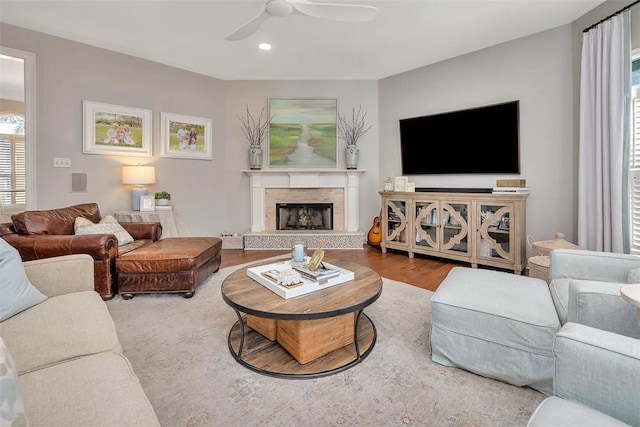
[{"left": 247, "top": 260, "right": 354, "bottom": 299}]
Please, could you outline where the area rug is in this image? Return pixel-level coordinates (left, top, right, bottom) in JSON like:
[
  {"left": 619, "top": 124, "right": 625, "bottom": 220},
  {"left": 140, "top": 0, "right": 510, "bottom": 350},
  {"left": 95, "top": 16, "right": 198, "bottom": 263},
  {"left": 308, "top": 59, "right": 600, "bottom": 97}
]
[{"left": 106, "top": 259, "right": 545, "bottom": 426}]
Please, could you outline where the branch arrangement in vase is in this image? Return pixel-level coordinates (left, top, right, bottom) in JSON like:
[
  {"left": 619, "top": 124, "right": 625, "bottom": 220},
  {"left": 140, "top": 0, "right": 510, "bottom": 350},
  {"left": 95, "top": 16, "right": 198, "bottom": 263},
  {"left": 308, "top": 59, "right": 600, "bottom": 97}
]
[
  {"left": 338, "top": 105, "right": 372, "bottom": 146},
  {"left": 237, "top": 105, "right": 275, "bottom": 147}
]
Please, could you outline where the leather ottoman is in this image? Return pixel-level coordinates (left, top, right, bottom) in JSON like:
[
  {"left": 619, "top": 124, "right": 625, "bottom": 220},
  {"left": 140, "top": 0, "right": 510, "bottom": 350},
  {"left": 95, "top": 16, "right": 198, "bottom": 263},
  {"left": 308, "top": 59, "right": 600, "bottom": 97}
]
[{"left": 117, "top": 237, "right": 222, "bottom": 299}]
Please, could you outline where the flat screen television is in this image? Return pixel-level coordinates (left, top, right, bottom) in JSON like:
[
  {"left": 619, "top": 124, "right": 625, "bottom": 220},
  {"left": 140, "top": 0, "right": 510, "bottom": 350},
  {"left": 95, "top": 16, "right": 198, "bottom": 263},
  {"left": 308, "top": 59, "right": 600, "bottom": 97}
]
[{"left": 399, "top": 100, "right": 520, "bottom": 175}]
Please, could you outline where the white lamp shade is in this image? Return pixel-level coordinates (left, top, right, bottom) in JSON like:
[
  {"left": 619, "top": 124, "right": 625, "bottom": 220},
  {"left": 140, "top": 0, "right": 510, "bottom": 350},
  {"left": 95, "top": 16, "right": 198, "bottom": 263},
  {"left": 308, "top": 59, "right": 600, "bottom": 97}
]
[{"left": 122, "top": 165, "right": 156, "bottom": 185}]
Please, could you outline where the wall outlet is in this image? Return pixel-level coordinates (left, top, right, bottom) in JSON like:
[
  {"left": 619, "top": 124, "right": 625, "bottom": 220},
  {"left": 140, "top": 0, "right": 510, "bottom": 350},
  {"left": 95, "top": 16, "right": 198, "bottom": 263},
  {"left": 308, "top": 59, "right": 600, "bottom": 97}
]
[{"left": 53, "top": 157, "right": 71, "bottom": 168}]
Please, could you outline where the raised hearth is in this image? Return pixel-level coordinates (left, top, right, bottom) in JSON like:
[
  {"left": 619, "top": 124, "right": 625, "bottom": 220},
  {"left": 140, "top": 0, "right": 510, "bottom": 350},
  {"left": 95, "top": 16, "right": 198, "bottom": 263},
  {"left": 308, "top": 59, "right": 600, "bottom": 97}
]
[{"left": 244, "top": 231, "right": 363, "bottom": 250}]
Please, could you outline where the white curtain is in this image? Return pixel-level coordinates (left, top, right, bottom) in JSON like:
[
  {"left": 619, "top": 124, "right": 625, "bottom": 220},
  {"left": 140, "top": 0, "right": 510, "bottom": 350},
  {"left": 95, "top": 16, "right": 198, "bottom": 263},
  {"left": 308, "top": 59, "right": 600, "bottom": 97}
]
[{"left": 578, "top": 11, "right": 630, "bottom": 253}]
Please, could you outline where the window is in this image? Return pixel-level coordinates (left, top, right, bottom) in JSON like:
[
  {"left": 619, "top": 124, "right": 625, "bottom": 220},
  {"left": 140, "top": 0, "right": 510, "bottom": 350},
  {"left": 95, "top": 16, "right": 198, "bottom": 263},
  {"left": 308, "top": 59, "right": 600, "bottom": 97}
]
[
  {"left": 630, "top": 55, "right": 640, "bottom": 253},
  {"left": 0, "top": 114, "right": 25, "bottom": 207}
]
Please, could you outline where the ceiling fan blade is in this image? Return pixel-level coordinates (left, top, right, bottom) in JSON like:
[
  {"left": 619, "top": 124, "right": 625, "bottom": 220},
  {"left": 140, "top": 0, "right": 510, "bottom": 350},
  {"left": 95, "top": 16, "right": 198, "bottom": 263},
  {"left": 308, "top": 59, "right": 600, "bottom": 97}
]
[
  {"left": 225, "top": 10, "right": 271, "bottom": 41},
  {"left": 290, "top": 0, "right": 379, "bottom": 22}
]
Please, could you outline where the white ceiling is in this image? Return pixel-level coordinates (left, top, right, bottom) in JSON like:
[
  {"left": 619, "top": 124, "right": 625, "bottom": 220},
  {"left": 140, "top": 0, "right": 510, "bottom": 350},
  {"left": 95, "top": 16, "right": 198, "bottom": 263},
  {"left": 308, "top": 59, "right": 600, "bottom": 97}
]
[{"left": 0, "top": 0, "right": 605, "bottom": 81}]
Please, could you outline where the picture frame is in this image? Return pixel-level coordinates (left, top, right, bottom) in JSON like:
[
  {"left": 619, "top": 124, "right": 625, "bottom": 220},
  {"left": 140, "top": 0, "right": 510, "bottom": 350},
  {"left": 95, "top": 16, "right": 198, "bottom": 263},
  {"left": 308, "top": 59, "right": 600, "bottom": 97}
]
[
  {"left": 160, "top": 112, "right": 213, "bottom": 160},
  {"left": 268, "top": 98, "right": 337, "bottom": 167},
  {"left": 406, "top": 182, "right": 416, "bottom": 192},
  {"left": 83, "top": 100, "right": 152, "bottom": 157},
  {"left": 394, "top": 176, "right": 408, "bottom": 192},
  {"left": 139, "top": 195, "right": 155, "bottom": 212}
]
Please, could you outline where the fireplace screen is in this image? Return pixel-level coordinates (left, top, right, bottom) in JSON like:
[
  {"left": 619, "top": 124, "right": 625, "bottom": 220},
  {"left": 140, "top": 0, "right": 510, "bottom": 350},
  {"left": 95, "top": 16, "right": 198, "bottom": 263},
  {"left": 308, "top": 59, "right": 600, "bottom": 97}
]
[{"left": 276, "top": 203, "right": 333, "bottom": 230}]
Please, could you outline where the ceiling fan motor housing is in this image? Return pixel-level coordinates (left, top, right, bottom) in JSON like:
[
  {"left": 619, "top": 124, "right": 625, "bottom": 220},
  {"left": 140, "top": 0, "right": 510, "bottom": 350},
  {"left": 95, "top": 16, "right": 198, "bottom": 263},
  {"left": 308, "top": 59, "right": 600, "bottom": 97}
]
[{"left": 266, "top": 0, "right": 293, "bottom": 17}]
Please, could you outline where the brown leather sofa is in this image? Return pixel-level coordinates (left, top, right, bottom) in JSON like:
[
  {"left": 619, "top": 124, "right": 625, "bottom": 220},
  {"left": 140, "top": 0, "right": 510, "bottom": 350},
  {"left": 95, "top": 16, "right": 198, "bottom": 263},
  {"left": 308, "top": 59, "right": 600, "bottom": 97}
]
[{"left": 0, "top": 203, "right": 162, "bottom": 300}]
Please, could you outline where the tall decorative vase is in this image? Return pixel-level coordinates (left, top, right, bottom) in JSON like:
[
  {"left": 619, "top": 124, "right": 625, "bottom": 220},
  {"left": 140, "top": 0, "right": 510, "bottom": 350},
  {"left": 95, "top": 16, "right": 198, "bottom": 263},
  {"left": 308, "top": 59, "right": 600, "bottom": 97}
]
[
  {"left": 248, "top": 147, "right": 263, "bottom": 170},
  {"left": 345, "top": 144, "right": 359, "bottom": 169}
]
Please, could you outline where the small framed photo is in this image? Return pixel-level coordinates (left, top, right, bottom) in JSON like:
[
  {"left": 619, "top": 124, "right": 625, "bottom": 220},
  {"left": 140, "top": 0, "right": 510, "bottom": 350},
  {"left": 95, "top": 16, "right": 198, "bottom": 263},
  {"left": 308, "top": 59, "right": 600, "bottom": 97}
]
[
  {"left": 160, "top": 112, "right": 213, "bottom": 160},
  {"left": 406, "top": 183, "right": 416, "bottom": 192},
  {"left": 139, "top": 195, "right": 155, "bottom": 212},
  {"left": 394, "top": 176, "right": 408, "bottom": 192},
  {"left": 83, "top": 100, "right": 152, "bottom": 157}
]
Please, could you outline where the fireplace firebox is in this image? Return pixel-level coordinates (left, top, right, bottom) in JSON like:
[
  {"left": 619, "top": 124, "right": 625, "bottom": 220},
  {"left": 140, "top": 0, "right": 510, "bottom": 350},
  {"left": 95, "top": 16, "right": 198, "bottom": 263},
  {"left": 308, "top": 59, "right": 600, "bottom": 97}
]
[{"left": 276, "top": 203, "right": 333, "bottom": 231}]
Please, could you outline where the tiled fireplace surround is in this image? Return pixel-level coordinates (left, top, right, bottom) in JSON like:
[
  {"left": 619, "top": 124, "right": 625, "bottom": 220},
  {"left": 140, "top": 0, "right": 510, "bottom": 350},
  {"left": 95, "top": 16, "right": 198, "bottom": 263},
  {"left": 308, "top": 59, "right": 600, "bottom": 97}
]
[{"left": 243, "top": 170, "right": 365, "bottom": 250}]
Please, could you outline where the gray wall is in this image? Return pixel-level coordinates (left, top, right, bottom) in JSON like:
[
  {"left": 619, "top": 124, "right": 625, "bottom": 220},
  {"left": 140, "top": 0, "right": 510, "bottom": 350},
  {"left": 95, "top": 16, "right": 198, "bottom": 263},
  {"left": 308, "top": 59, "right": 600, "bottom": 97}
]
[
  {"left": 379, "top": 25, "right": 575, "bottom": 245},
  {"left": 0, "top": 23, "right": 379, "bottom": 237}
]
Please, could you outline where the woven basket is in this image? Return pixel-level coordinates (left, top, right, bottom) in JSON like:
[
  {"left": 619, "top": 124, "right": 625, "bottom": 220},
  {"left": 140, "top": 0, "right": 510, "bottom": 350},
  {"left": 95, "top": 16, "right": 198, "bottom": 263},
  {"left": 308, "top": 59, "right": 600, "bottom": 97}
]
[
  {"left": 528, "top": 256, "right": 550, "bottom": 283},
  {"left": 527, "top": 232, "right": 580, "bottom": 257},
  {"left": 221, "top": 235, "right": 244, "bottom": 249}
]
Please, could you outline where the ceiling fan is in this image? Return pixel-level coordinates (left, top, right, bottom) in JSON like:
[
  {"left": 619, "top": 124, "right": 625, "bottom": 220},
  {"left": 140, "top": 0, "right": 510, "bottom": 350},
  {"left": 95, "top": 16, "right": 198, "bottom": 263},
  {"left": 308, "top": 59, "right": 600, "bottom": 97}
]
[{"left": 225, "top": 0, "right": 379, "bottom": 41}]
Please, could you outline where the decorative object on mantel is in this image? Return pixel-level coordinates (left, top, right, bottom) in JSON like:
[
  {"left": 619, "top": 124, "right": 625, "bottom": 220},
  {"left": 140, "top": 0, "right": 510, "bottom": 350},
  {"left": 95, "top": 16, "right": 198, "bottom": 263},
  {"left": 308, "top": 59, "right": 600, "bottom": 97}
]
[
  {"left": 237, "top": 105, "right": 274, "bottom": 170},
  {"left": 154, "top": 191, "right": 171, "bottom": 206},
  {"left": 338, "top": 105, "right": 372, "bottom": 169}
]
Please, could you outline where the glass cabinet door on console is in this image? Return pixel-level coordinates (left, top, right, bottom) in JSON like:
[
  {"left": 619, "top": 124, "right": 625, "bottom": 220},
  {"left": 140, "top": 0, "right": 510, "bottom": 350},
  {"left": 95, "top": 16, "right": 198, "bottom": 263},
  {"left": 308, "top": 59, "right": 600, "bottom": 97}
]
[
  {"left": 381, "top": 197, "right": 409, "bottom": 252},
  {"left": 413, "top": 200, "right": 470, "bottom": 257},
  {"left": 414, "top": 200, "right": 439, "bottom": 253},
  {"left": 475, "top": 202, "right": 514, "bottom": 264},
  {"left": 439, "top": 202, "right": 470, "bottom": 256}
]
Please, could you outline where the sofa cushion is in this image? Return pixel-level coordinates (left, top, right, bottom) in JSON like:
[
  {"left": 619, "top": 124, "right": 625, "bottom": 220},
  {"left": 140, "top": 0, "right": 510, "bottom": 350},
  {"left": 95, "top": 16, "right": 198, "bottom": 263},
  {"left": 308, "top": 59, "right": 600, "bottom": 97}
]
[
  {"left": 0, "top": 291, "right": 120, "bottom": 374},
  {"left": 19, "top": 351, "right": 160, "bottom": 427},
  {"left": 628, "top": 268, "right": 640, "bottom": 283},
  {"left": 0, "top": 238, "right": 47, "bottom": 322},
  {"left": 75, "top": 215, "right": 134, "bottom": 246},
  {"left": 0, "top": 336, "right": 28, "bottom": 427},
  {"left": 11, "top": 203, "right": 101, "bottom": 235}
]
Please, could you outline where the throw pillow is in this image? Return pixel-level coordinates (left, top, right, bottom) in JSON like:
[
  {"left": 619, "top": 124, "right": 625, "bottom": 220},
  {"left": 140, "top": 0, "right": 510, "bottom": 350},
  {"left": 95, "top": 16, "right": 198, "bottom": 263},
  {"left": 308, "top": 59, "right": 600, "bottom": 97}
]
[
  {"left": 0, "top": 238, "right": 48, "bottom": 322},
  {"left": 0, "top": 337, "right": 27, "bottom": 427},
  {"left": 628, "top": 267, "right": 640, "bottom": 284},
  {"left": 74, "top": 215, "right": 134, "bottom": 246}
]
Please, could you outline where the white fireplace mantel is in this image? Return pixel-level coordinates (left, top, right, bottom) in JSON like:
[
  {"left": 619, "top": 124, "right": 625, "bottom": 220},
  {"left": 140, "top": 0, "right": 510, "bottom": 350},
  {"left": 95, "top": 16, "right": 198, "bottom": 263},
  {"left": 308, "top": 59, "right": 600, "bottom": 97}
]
[{"left": 243, "top": 169, "right": 365, "bottom": 233}]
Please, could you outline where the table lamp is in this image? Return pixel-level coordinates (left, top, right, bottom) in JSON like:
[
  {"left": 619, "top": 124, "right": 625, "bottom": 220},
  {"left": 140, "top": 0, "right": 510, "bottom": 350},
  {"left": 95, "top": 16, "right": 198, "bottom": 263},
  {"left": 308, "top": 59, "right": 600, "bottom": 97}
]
[{"left": 122, "top": 165, "right": 156, "bottom": 211}]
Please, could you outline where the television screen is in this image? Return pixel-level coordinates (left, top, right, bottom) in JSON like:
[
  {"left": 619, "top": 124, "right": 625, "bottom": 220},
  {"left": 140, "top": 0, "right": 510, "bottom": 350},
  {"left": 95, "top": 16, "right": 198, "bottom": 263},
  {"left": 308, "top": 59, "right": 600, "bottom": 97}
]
[{"left": 399, "top": 101, "right": 520, "bottom": 175}]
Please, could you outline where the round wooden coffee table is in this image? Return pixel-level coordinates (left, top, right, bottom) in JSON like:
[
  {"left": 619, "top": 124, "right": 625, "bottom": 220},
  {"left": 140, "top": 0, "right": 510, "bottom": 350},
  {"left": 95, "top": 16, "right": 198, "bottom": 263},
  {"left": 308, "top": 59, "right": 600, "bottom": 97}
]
[{"left": 221, "top": 259, "right": 382, "bottom": 378}]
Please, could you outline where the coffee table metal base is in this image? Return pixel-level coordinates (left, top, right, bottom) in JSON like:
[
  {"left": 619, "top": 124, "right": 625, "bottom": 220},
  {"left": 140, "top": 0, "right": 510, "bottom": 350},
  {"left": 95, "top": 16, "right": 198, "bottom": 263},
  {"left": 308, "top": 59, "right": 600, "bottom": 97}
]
[{"left": 227, "top": 310, "right": 377, "bottom": 379}]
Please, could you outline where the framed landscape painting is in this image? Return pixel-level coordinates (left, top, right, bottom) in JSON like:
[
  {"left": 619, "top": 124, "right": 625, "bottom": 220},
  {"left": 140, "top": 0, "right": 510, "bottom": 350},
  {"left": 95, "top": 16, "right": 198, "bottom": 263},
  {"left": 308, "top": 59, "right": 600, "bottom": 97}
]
[
  {"left": 160, "top": 112, "right": 213, "bottom": 160},
  {"left": 83, "top": 100, "right": 152, "bottom": 157},
  {"left": 268, "top": 98, "right": 337, "bottom": 167}
]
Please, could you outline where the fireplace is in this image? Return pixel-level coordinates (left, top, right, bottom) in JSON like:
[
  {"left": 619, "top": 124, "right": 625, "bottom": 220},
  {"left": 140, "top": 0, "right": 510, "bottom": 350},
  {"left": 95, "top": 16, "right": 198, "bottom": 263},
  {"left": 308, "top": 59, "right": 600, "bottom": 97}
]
[
  {"left": 243, "top": 170, "right": 365, "bottom": 250},
  {"left": 276, "top": 203, "right": 333, "bottom": 230}
]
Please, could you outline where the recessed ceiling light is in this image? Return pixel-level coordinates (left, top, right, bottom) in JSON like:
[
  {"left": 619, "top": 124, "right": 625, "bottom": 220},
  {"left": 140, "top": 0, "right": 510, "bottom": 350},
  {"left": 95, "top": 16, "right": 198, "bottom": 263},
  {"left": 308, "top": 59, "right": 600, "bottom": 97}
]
[{"left": 258, "top": 43, "right": 272, "bottom": 51}]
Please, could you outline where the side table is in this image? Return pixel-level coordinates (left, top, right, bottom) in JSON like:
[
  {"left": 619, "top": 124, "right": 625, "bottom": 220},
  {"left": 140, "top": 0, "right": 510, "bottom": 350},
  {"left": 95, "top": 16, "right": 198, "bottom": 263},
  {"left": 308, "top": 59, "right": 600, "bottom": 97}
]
[{"left": 114, "top": 210, "right": 187, "bottom": 239}]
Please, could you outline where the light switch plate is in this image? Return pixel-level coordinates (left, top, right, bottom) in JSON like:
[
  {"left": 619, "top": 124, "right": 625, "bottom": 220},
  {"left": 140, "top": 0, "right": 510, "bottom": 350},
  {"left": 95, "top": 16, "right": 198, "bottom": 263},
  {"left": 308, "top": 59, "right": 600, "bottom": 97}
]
[{"left": 53, "top": 157, "right": 71, "bottom": 167}]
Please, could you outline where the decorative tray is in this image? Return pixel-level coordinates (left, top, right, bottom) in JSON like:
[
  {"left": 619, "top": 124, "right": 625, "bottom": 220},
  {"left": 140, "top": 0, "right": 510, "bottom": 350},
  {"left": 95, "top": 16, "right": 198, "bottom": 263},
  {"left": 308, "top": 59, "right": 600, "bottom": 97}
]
[{"left": 246, "top": 260, "right": 354, "bottom": 299}]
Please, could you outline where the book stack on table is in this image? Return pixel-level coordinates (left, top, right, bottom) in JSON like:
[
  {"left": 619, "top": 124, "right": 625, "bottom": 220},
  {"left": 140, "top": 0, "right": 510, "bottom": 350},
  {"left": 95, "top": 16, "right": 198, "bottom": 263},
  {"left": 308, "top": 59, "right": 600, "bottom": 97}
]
[{"left": 292, "top": 263, "right": 341, "bottom": 281}]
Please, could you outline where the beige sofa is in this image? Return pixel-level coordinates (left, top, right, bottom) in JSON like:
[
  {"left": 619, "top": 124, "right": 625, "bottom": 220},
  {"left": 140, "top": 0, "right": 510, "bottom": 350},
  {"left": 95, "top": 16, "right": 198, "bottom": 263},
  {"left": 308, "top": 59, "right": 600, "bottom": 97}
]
[{"left": 0, "top": 254, "right": 159, "bottom": 426}]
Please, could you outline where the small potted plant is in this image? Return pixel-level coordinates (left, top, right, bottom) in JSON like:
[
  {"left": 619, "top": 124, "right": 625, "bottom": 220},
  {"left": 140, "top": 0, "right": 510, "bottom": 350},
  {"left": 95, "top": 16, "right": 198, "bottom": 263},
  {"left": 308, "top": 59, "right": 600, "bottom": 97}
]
[{"left": 154, "top": 191, "right": 171, "bottom": 206}]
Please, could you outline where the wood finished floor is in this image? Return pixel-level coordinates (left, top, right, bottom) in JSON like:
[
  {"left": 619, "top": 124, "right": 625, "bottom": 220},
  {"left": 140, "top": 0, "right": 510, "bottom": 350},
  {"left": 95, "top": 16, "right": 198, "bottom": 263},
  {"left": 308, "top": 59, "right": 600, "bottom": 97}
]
[{"left": 220, "top": 245, "right": 469, "bottom": 292}]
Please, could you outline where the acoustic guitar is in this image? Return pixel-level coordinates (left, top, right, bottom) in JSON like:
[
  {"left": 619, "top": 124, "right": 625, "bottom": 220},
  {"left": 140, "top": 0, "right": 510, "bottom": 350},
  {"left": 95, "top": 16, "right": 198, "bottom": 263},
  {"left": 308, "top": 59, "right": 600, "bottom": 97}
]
[{"left": 367, "top": 213, "right": 382, "bottom": 246}]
